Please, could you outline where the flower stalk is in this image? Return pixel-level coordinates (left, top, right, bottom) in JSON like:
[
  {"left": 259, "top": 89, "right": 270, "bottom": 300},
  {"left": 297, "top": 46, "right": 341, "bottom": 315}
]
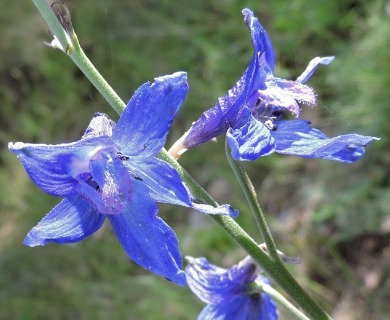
[
  {"left": 161, "top": 149, "right": 332, "bottom": 320},
  {"left": 260, "top": 282, "right": 311, "bottom": 320},
  {"left": 225, "top": 138, "right": 280, "bottom": 260}
]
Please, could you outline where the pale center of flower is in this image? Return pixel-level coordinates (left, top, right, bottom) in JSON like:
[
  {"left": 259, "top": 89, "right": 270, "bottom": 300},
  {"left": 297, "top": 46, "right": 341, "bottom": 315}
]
[
  {"left": 252, "top": 98, "right": 285, "bottom": 131},
  {"left": 72, "top": 146, "right": 134, "bottom": 215},
  {"left": 68, "top": 146, "right": 106, "bottom": 179}
]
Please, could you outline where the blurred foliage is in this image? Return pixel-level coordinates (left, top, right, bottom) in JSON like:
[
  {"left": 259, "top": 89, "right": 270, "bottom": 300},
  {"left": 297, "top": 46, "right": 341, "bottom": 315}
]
[{"left": 0, "top": 0, "right": 389, "bottom": 319}]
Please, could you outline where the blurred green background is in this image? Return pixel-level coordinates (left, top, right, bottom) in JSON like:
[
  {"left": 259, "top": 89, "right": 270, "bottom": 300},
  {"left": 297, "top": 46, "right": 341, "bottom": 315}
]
[{"left": 1, "top": 0, "right": 389, "bottom": 319}]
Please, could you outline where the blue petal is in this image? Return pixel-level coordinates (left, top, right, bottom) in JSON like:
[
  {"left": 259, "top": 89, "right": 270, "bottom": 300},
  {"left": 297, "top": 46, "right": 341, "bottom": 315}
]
[
  {"left": 296, "top": 56, "right": 335, "bottom": 84},
  {"left": 227, "top": 116, "right": 275, "bottom": 161},
  {"left": 124, "top": 157, "right": 191, "bottom": 207},
  {"left": 182, "top": 65, "right": 256, "bottom": 149},
  {"left": 182, "top": 57, "right": 259, "bottom": 149},
  {"left": 260, "top": 77, "right": 316, "bottom": 116},
  {"left": 112, "top": 72, "right": 188, "bottom": 158},
  {"left": 182, "top": 32, "right": 274, "bottom": 151},
  {"left": 8, "top": 137, "right": 111, "bottom": 197},
  {"left": 108, "top": 183, "right": 185, "bottom": 286},
  {"left": 82, "top": 112, "right": 116, "bottom": 139},
  {"left": 89, "top": 149, "right": 132, "bottom": 215},
  {"left": 272, "top": 120, "right": 379, "bottom": 163},
  {"left": 198, "top": 294, "right": 278, "bottom": 320},
  {"left": 182, "top": 9, "right": 276, "bottom": 151},
  {"left": 242, "top": 8, "right": 275, "bottom": 71},
  {"left": 24, "top": 195, "right": 105, "bottom": 246},
  {"left": 258, "top": 289, "right": 279, "bottom": 320},
  {"left": 185, "top": 257, "right": 258, "bottom": 305},
  {"left": 123, "top": 158, "right": 238, "bottom": 216}
]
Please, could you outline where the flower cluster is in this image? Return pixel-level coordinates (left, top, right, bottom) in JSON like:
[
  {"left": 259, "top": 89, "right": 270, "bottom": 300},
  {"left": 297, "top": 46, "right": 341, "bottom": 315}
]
[
  {"left": 9, "top": 5, "right": 379, "bottom": 319},
  {"left": 186, "top": 256, "right": 278, "bottom": 319},
  {"left": 170, "top": 9, "right": 377, "bottom": 162}
]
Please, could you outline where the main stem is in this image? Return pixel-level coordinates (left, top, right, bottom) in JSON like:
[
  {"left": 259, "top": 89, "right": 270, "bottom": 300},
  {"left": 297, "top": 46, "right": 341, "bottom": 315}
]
[{"left": 31, "top": 1, "right": 332, "bottom": 318}]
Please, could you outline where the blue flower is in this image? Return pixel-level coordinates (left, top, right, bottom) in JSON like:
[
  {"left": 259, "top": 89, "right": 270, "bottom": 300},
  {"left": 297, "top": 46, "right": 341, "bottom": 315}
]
[
  {"left": 9, "top": 72, "right": 236, "bottom": 286},
  {"left": 186, "top": 257, "right": 278, "bottom": 320},
  {"left": 171, "top": 8, "right": 377, "bottom": 162}
]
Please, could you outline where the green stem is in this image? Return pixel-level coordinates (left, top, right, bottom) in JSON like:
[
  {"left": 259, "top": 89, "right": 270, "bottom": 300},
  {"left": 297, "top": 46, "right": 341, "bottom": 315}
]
[
  {"left": 161, "top": 150, "right": 332, "bottom": 320},
  {"left": 71, "top": 42, "right": 126, "bottom": 114},
  {"left": 260, "top": 282, "right": 311, "bottom": 320},
  {"left": 225, "top": 139, "right": 280, "bottom": 260},
  {"left": 31, "top": 1, "right": 331, "bottom": 318},
  {"left": 223, "top": 140, "right": 331, "bottom": 319},
  {"left": 31, "top": 0, "right": 126, "bottom": 115}
]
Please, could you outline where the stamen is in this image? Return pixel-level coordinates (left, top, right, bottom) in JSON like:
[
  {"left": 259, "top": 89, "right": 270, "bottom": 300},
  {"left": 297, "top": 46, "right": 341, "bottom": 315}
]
[
  {"left": 130, "top": 173, "right": 143, "bottom": 181},
  {"left": 117, "top": 152, "right": 130, "bottom": 161},
  {"left": 264, "top": 119, "right": 278, "bottom": 131}
]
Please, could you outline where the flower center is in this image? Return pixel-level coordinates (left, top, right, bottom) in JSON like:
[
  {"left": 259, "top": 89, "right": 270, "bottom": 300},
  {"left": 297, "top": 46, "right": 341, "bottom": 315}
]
[
  {"left": 70, "top": 146, "right": 134, "bottom": 215},
  {"left": 68, "top": 146, "right": 105, "bottom": 179},
  {"left": 252, "top": 98, "right": 285, "bottom": 131}
]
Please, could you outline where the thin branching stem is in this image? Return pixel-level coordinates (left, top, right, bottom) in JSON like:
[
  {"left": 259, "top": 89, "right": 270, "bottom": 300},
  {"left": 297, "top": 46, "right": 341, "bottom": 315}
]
[{"left": 225, "top": 139, "right": 280, "bottom": 260}]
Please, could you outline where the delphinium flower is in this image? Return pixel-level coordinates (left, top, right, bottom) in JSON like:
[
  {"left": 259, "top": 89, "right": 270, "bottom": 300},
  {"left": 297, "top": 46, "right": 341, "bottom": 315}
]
[
  {"left": 9, "top": 72, "right": 236, "bottom": 286},
  {"left": 186, "top": 256, "right": 278, "bottom": 320},
  {"left": 170, "top": 8, "right": 377, "bottom": 162}
]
